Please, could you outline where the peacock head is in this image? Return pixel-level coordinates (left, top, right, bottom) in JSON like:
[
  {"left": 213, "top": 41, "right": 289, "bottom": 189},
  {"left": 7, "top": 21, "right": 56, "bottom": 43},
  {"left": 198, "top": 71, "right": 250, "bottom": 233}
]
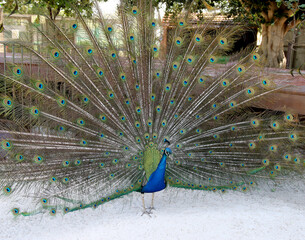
[{"left": 164, "top": 147, "right": 172, "bottom": 156}]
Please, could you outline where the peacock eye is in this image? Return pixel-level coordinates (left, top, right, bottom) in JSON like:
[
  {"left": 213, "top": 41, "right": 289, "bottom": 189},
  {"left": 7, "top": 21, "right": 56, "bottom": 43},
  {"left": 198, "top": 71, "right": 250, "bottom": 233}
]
[{"left": 12, "top": 208, "right": 20, "bottom": 215}]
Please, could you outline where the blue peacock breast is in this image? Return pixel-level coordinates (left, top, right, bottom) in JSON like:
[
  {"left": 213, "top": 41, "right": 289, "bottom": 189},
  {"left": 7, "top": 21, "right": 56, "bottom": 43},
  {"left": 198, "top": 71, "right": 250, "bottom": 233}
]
[{"left": 141, "top": 144, "right": 168, "bottom": 193}]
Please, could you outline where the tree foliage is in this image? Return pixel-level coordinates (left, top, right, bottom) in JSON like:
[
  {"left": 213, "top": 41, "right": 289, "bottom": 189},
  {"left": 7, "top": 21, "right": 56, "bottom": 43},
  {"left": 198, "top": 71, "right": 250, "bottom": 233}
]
[
  {"left": 1, "top": 0, "right": 107, "bottom": 20},
  {"left": 156, "top": 0, "right": 305, "bottom": 26}
]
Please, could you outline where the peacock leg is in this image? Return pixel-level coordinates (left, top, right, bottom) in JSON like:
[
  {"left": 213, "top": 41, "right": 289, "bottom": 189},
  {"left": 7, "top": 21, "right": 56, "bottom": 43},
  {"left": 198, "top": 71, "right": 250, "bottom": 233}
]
[
  {"left": 149, "top": 193, "right": 155, "bottom": 213},
  {"left": 141, "top": 193, "right": 151, "bottom": 217}
]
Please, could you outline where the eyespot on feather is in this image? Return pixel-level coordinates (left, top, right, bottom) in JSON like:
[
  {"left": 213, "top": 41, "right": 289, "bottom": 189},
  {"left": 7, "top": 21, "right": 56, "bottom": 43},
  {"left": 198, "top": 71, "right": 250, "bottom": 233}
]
[
  {"left": 194, "top": 34, "right": 203, "bottom": 43},
  {"left": 12, "top": 66, "right": 23, "bottom": 77},
  {"left": 51, "top": 49, "right": 60, "bottom": 59},
  {"left": 218, "top": 37, "right": 227, "bottom": 47},
  {"left": 2, "top": 97, "right": 13, "bottom": 109}
]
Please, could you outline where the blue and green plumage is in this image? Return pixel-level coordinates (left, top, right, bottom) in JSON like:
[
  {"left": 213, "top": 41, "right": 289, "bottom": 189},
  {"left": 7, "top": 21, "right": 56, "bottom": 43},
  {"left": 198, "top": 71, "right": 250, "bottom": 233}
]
[
  {"left": 141, "top": 147, "right": 172, "bottom": 193},
  {"left": 0, "top": 0, "right": 304, "bottom": 216}
]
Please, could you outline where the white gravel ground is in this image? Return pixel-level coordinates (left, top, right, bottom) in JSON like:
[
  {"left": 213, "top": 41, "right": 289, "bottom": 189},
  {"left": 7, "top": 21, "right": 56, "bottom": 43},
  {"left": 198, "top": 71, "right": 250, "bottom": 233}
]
[{"left": 1, "top": 181, "right": 305, "bottom": 240}]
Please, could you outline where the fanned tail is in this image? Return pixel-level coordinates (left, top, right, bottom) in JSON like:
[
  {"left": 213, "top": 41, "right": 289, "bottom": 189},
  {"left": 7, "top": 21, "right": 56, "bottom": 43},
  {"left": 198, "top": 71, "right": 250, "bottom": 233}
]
[{"left": 0, "top": 0, "right": 304, "bottom": 216}]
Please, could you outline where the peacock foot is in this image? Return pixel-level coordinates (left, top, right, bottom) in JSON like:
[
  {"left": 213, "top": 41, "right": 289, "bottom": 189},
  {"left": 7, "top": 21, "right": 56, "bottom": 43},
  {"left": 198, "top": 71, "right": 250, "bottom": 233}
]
[
  {"left": 141, "top": 210, "right": 152, "bottom": 217},
  {"left": 148, "top": 206, "right": 156, "bottom": 213}
]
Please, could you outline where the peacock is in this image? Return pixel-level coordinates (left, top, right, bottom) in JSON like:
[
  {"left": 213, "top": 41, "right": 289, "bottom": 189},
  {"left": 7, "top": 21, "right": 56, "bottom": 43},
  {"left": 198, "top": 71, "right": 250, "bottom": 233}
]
[{"left": 0, "top": 0, "right": 304, "bottom": 217}]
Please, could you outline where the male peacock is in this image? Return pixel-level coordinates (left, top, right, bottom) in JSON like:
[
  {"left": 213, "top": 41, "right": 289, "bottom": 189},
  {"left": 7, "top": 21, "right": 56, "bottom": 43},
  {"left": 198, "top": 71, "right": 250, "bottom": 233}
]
[{"left": 0, "top": 0, "right": 304, "bottom": 217}]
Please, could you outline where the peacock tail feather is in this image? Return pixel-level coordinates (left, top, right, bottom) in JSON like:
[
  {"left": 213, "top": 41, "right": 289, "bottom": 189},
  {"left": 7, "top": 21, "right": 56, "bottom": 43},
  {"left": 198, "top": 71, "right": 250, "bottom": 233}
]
[{"left": 0, "top": 0, "right": 304, "bottom": 216}]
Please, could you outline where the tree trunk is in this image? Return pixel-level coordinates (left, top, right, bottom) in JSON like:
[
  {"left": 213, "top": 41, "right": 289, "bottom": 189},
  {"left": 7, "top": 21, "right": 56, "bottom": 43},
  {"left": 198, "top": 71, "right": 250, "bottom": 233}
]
[
  {"left": 259, "top": 22, "right": 287, "bottom": 68},
  {"left": 47, "top": 6, "right": 61, "bottom": 21}
]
